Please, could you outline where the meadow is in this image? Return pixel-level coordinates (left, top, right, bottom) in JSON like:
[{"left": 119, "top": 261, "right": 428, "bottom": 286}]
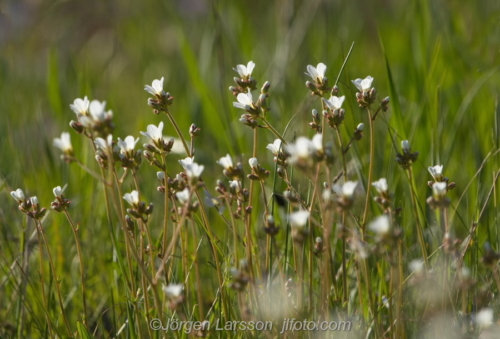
[{"left": 1, "top": 0, "right": 500, "bottom": 338}]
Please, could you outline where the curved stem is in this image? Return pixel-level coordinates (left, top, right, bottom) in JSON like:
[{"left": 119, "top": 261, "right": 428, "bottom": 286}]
[{"left": 361, "top": 107, "right": 375, "bottom": 234}]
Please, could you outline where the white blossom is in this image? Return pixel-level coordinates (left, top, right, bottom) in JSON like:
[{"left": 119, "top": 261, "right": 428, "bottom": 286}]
[
  {"left": 369, "top": 215, "right": 390, "bottom": 236},
  {"left": 30, "top": 196, "right": 39, "bottom": 206},
  {"left": 185, "top": 162, "right": 204, "bottom": 180},
  {"left": 233, "top": 92, "right": 254, "bottom": 110},
  {"left": 10, "top": 188, "right": 25, "bottom": 203},
  {"left": 123, "top": 190, "right": 139, "bottom": 206},
  {"left": 178, "top": 157, "right": 194, "bottom": 171},
  {"left": 157, "top": 171, "right": 165, "bottom": 181},
  {"left": 249, "top": 157, "right": 259, "bottom": 169},
  {"left": 233, "top": 61, "right": 255, "bottom": 78},
  {"left": 117, "top": 136, "right": 139, "bottom": 154},
  {"left": 266, "top": 139, "right": 283, "bottom": 155},
  {"left": 176, "top": 188, "right": 190, "bottom": 204},
  {"left": 53, "top": 132, "right": 73, "bottom": 153},
  {"left": 53, "top": 186, "right": 63, "bottom": 198},
  {"left": 140, "top": 122, "right": 164, "bottom": 144},
  {"left": 428, "top": 165, "right": 444, "bottom": 181},
  {"left": 94, "top": 134, "right": 113, "bottom": 151},
  {"left": 144, "top": 77, "right": 164, "bottom": 96},
  {"left": 372, "top": 178, "right": 388, "bottom": 194},
  {"left": 401, "top": 140, "right": 410, "bottom": 152},
  {"left": 305, "top": 63, "right": 327, "bottom": 82},
  {"left": 217, "top": 154, "right": 233, "bottom": 170},
  {"left": 352, "top": 76, "right": 374, "bottom": 92},
  {"left": 323, "top": 95, "right": 345, "bottom": 110},
  {"left": 333, "top": 181, "right": 358, "bottom": 198},
  {"left": 476, "top": 308, "right": 494, "bottom": 328},
  {"left": 432, "top": 182, "right": 447, "bottom": 197},
  {"left": 163, "top": 283, "right": 183, "bottom": 298},
  {"left": 357, "top": 123, "right": 365, "bottom": 131},
  {"left": 289, "top": 210, "right": 310, "bottom": 228},
  {"left": 70, "top": 96, "right": 90, "bottom": 116}
]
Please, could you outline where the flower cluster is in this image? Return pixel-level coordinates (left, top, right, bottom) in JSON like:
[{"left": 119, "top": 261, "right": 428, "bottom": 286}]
[
  {"left": 145, "top": 77, "right": 174, "bottom": 114},
  {"left": 10, "top": 189, "right": 47, "bottom": 220},
  {"left": 69, "top": 97, "right": 114, "bottom": 137}
]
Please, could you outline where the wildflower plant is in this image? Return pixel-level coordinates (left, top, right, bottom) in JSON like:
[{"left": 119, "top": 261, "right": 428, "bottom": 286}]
[{"left": 5, "top": 39, "right": 499, "bottom": 339}]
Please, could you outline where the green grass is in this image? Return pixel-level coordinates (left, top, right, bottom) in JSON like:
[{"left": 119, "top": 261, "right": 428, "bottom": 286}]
[{"left": 1, "top": 0, "right": 500, "bottom": 338}]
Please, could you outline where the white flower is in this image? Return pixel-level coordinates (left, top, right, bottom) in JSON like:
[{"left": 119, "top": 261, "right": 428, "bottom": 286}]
[
  {"left": 476, "top": 308, "right": 494, "bottom": 328},
  {"left": 53, "top": 132, "right": 73, "bottom": 153},
  {"left": 323, "top": 95, "right": 345, "bottom": 110},
  {"left": 369, "top": 215, "right": 390, "bottom": 236},
  {"left": 70, "top": 96, "right": 90, "bottom": 116},
  {"left": 117, "top": 136, "right": 139, "bottom": 154},
  {"left": 163, "top": 283, "right": 183, "bottom": 298},
  {"left": 123, "top": 190, "right": 139, "bottom": 207},
  {"left": 144, "top": 77, "right": 164, "bottom": 96},
  {"left": 89, "top": 100, "right": 109, "bottom": 121},
  {"left": 229, "top": 180, "right": 241, "bottom": 192},
  {"left": 178, "top": 157, "right": 194, "bottom": 170},
  {"left": 185, "top": 162, "right": 204, "bottom": 180},
  {"left": 249, "top": 157, "right": 259, "bottom": 169},
  {"left": 428, "top": 165, "right": 444, "bottom": 180},
  {"left": 409, "top": 259, "right": 425, "bottom": 274},
  {"left": 357, "top": 123, "right": 365, "bottom": 131},
  {"left": 10, "top": 188, "right": 25, "bottom": 203},
  {"left": 372, "top": 178, "right": 388, "bottom": 194},
  {"left": 176, "top": 188, "right": 190, "bottom": 204},
  {"left": 289, "top": 210, "right": 310, "bottom": 228},
  {"left": 94, "top": 134, "right": 113, "bottom": 151},
  {"left": 157, "top": 171, "right": 165, "bottom": 181},
  {"left": 53, "top": 186, "right": 63, "bottom": 198},
  {"left": 140, "top": 122, "right": 164, "bottom": 144},
  {"left": 305, "top": 63, "right": 327, "bottom": 82},
  {"left": 266, "top": 139, "right": 283, "bottom": 155},
  {"left": 352, "top": 76, "right": 374, "bottom": 92},
  {"left": 311, "top": 134, "right": 323, "bottom": 153},
  {"left": 401, "top": 140, "right": 410, "bottom": 152},
  {"left": 233, "top": 61, "right": 255, "bottom": 78},
  {"left": 233, "top": 92, "right": 254, "bottom": 110},
  {"left": 217, "top": 154, "right": 233, "bottom": 170},
  {"left": 333, "top": 181, "right": 358, "bottom": 198},
  {"left": 30, "top": 196, "right": 39, "bottom": 206},
  {"left": 432, "top": 182, "right": 447, "bottom": 197}
]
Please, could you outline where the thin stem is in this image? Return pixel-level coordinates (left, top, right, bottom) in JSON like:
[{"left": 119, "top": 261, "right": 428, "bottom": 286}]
[
  {"left": 63, "top": 211, "right": 88, "bottom": 327},
  {"left": 361, "top": 106, "right": 375, "bottom": 233},
  {"left": 406, "top": 167, "right": 429, "bottom": 269},
  {"left": 261, "top": 118, "right": 287, "bottom": 145},
  {"left": 35, "top": 219, "right": 72, "bottom": 337}
]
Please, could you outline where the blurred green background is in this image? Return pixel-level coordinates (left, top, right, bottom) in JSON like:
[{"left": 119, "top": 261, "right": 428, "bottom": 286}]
[{"left": 1, "top": 0, "right": 500, "bottom": 333}]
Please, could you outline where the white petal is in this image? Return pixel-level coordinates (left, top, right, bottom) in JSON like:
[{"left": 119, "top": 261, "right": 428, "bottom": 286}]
[
  {"left": 372, "top": 178, "right": 388, "bottom": 194},
  {"left": 246, "top": 61, "right": 255, "bottom": 75},
  {"left": 342, "top": 181, "right": 358, "bottom": 197},
  {"left": 369, "top": 215, "right": 390, "bottom": 235},
  {"left": 249, "top": 157, "right": 259, "bottom": 168},
  {"left": 351, "top": 79, "right": 364, "bottom": 92},
  {"left": 164, "top": 284, "right": 183, "bottom": 298},
  {"left": 289, "top": 210, "right": 310, "bottom": 228},
  {"left": 53, "top": 186, "right": 63, "bottom": 198},
  {"left": 315, "top": 63, "right": 326, "bottom": 78}
]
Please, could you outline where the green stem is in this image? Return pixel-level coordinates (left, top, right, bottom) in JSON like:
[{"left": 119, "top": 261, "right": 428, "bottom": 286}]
[
  {"left": 63, "top": 211, "right": 88, "bottom": 327},
  {"left": 361, "top": 107, "right": 375, "bottom": 233}
]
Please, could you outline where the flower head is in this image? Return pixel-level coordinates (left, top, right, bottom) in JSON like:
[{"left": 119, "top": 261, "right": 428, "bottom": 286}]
[
  {"left": 145, "top": 77, "right": 165, "bottom": 96},
  {"left": 94, "top": 134, "right": 113, "bottom": 151},
  {"left": 117, "top": 136, "right": 139, "bottom": 154},
  {"left": 369, "top": 215, "right": 390, "bottom": 236},
  {"left": 185, "top": 162, "right": 204, "bottom": 181},
  {"left": 432, "top": 182, "right": 447, "bottom": 198},
  {"left": 289, "top": 210, "right": 310, "bottom": 228},
  {"left": 401, "top": 140, "right": 410, "bottom": 152},
  {"left": 428, "top": 165, "right": 444, "bottom": 181},
  {"left": 176, "top": 188, "right": 191, "bottom": 204},
  {"left": 248, "top": 157, "right": 259, "bottom": 169},
  {"left": 70, "top": 97, "right": 90, "bottom": 116},
  {"left": 305, "top": 63, "right": 327, "bottom": 83},
  {"left": 178, "top": 157, "right": 194, "bottom": 171},
  {"left": 352, "top": 76, "right": 374, "bottom": 92},
  {"left": 266, "top": 139, "right": 283, "bottom": 155},
  {"left": 123, "top": 190, "right": 139, "bottom": 207},
  {"left": 163, "top": 283, "right": 183, "bottom": 298},
  {"left": 53, "top": 186, "right": 64, "bottom": 198},
  {"left": 233, "top": 92, "right": 255, "bottom": 111},
  {"left": 140, "top": 122, "right": 164, "bottom": 144},
  {"left": 476, "top": 308, "right": 494, "bottom": 328},
  {"left": 233, "top": 61, "right": 255, "bottom": 79},
  {"left": 323, "top": 95, "right": 345, "bottom": 110},
  {"left": 333, "top": 181, "right": 358, "bottom": 199},
  {"left": 286, "top": 135, "right": 323, "bottom": 167},
  {"left": 53, "top": 132, "right": 73, "bottom": 155},
  {"left": 217, "top": 154, "right": 234, "bottom": 170},
  {"left": 10, "top": 188, "right": 25, "bottom": 203},
  {"left": 372, "top": 178, "right": 388, "bottom": 194}
]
